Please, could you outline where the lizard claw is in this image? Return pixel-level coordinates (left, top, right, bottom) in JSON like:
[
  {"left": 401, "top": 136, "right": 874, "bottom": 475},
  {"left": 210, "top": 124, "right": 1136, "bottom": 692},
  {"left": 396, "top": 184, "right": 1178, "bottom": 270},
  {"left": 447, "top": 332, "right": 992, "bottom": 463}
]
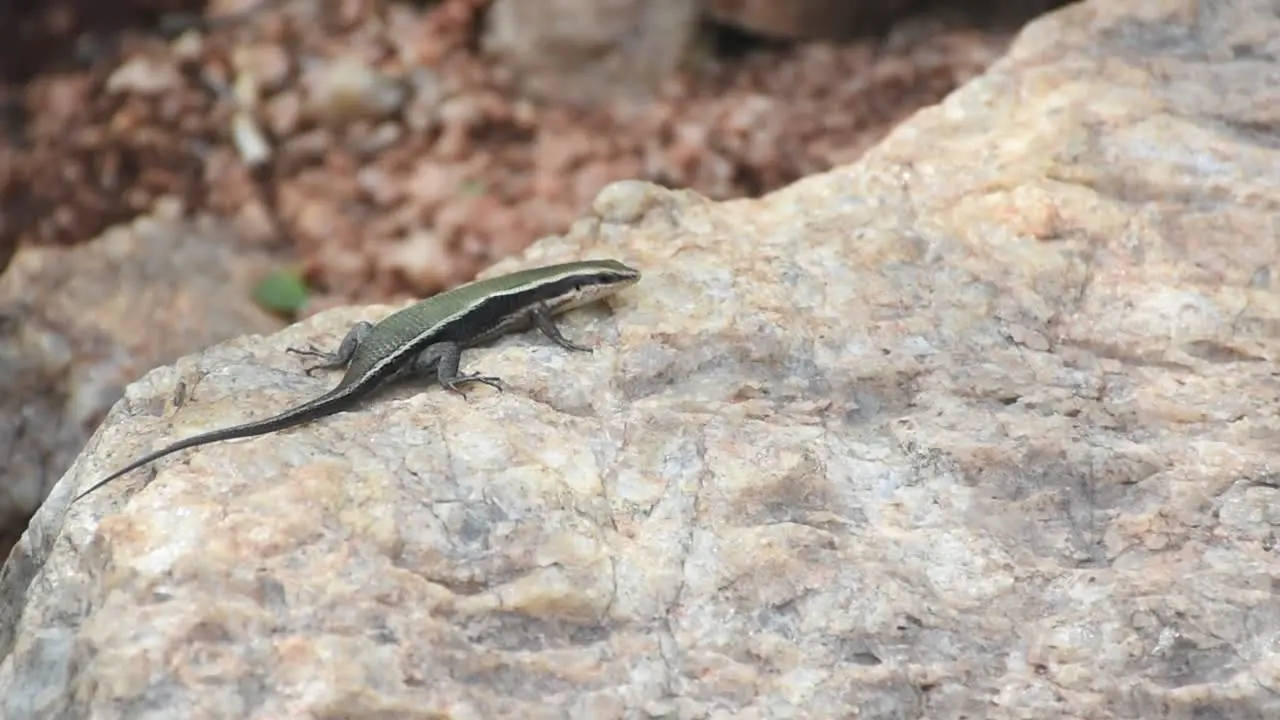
[{"left": 441, "top": 373, "right": 505, "bottom": 397}]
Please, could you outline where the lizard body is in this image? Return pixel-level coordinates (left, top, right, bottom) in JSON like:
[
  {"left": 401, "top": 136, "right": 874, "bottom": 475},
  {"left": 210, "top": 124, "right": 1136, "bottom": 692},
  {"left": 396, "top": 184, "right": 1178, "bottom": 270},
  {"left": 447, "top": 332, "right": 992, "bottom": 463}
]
[{"left": 73, "top": 259, "right": 641, "bottom": 502}]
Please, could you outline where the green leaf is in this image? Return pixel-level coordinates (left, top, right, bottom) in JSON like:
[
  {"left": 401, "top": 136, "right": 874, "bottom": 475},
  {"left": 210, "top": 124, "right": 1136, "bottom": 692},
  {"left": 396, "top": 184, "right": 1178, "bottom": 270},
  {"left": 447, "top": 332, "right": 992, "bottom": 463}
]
[
  {"left": 253, "top": 268, "right": 311, "bottom": 316},
  {"left": 459, "top": 179, "right": 487, "bottom": 196}
]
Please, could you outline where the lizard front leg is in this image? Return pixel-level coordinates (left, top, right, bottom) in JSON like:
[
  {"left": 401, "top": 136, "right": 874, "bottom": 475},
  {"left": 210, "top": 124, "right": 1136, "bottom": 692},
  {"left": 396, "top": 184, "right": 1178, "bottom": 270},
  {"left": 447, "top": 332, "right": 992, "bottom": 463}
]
[
  {"left": 409, "top": 341, "right": 505, "bottom": 396},
  {"left": 530, "top": 303, "right": 595, "bottom": 352},
  {"left": 287, "top": 320, "right": 372, "bottom": 376}
]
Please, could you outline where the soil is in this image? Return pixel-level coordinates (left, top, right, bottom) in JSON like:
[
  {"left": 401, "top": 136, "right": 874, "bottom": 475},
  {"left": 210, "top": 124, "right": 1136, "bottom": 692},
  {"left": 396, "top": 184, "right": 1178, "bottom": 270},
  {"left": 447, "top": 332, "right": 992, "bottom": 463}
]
[{"left": 1, "top": 0, "right": 1049, "bottom": 306}]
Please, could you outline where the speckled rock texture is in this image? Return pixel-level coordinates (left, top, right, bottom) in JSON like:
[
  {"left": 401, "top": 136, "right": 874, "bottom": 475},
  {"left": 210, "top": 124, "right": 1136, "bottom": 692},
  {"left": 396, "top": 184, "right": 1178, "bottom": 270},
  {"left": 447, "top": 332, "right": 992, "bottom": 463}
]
[
  {"left": 0, "top": 213, "right": 282, "bottom": 557},
  {"left": 5, "top": 0, "right": 1280, "bottom": 717}
]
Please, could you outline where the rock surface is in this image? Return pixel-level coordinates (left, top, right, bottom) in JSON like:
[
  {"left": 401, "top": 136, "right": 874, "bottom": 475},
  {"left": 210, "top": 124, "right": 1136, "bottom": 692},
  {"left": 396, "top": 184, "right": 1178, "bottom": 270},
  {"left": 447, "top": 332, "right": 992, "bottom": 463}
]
[
  {"left": 5, "top": 0, "right": 1280, "bottom": 717},
  {"left": 482, "top": 0, "right": 701, "bottom": 105},
  {"left": 0, "top": 212, "right": 282, "bottom": 556}
]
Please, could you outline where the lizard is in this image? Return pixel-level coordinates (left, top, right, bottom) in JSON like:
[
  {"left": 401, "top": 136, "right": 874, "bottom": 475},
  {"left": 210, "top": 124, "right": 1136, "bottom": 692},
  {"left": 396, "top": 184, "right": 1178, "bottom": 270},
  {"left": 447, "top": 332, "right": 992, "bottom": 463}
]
[{"left": 72, "top": 258, "right": 641, "bottom": 503}]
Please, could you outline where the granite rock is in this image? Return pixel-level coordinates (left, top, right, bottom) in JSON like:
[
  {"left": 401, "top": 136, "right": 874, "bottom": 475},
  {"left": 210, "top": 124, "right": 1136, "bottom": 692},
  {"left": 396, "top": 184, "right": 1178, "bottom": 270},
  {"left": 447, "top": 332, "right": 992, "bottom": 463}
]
[
  {"left": 4, "top": 0, "right": 1280, "bottom": 717},
  {"left": 0, "top": 212, "right": 282, "bottom": 558}
]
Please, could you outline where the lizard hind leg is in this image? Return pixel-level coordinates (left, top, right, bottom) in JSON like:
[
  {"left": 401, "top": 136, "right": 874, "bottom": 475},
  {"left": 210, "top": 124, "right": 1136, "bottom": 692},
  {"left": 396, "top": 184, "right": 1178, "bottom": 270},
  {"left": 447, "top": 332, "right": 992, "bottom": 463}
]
[{"left": 287, "top": 320, "right": 373, "bottom": 376}]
